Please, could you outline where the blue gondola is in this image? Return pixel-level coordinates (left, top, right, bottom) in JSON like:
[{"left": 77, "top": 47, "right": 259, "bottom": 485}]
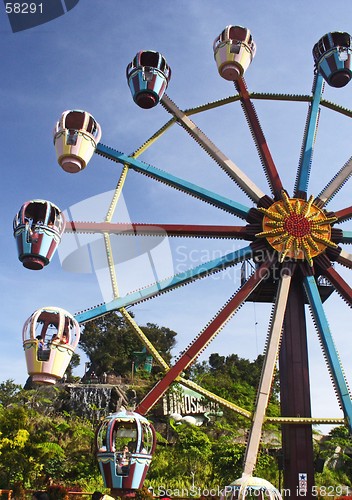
[
  {"left": 13, "top": 200, "right": 65, "bottom": 270},
  {"left": 313, "top": 32, "right": 352, "bottom": 87},
  {"left": 96, "top": 409, "right": 156, "bottom": 494},
  {"left": 126, "top": 50, "right": 171, "bottom": 109}
]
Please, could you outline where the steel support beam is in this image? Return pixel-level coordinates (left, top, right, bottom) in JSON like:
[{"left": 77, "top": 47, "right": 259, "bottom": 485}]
[{"left": 279, "top": 274, "right": 315, "bottom": 499}]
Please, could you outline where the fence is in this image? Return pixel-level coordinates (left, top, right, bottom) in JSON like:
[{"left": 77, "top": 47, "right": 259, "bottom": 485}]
[{"left": 0, "top": 491, "right": 12, "bottom": 500}]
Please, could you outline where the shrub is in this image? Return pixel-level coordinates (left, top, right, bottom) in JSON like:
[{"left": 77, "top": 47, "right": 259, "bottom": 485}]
[{"left": 47, "top": 484, "right": 68, "bottom": 500}]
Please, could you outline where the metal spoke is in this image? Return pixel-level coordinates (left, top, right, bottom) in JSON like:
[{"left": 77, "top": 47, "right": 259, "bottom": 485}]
[
  {"left": 65, "top": 221, "right": 251, "bottom": 240},
  {"left": 315, "top": 156, "right": 352, "bottom": 207},
  {"left": 235, "top": 78, "right": 283, "bottom": 199},
  {"left": 335, "top": 205, "right": 352, "bottom": 223},
  {"left": 96, "top": 143, "right": 251, "bottom": 219},
  {"left": 337, "top": 249, "right": 352, "bottom": 269},
  {"left": 304, "top": 275, "right": 352, "bottom": 430},
  {"left": 294, "top": 73, "right": 324, "bottom": 198},
  {"left": 75, "top": 245, "right": 254, "bottom": 323},
  {"left": 161, "top": 94, "right": 265, "bottom": 203},
  {"left": 322, "top": 265, "right": 352, "bottom": 307},
  {"left": 341, "top": 231, "right": 352, "bottom": 244}
]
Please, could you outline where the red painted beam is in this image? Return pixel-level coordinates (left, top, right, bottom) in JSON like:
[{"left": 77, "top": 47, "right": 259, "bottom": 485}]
[
  {"left": 65, "top": 221, "right": 250, "bottom": 239},
  {"left": 235, "top": 78, "right": 283, "bottom": 199},
  {"left": 335, "top": 206, "right": 352, "bottom": 223},
  {"left": 337, "top": 253, "right": 352, "bottom": 270},
  {"left": 323, "top": 266, "right": 352, "bottom": 307},
  {"left": 136, "top": 257, "right": 275, "bottom": 415}
]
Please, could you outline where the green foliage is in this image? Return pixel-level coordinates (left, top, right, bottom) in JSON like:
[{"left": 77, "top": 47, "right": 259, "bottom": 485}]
[
  {"left": 189, "top": 353, "right": 280, "bottom": 428},
  {"left": 255, "top": 450, "right": 278, "bottom": 485},
  {"left": 328, "top": 426, "right": 352, "bottom": 449},
  {"left": 0, "top": 332, "right": 350, "bottom": 497},
  {"left": 66, "top": 353, "right": 81, "bottom": 382},
  {"left": 0, "top": 383, "right": 99, "bottom": 491},
  {"left": 174, "top": 423, "right": 212, "bottom": 475},
  {"left": 134, "top": 486, "right": 154, "bottom": 500},
  {"left": 0, "top": 379, "right": 22, "bottom": 407},
  {"left": 211, "top": 436, "right": 245, "bottom": 484},
  {"left": 79, "top": 313, "right": 177, "bottom": 377},
  {"left": 316, "top": 465, "right": 351, "bottom": 490},
  {"left": 316, "top": 426, "right": 352, "bottom": 488},
  {"left": 47, "top": 483, "right": 68, "bottom": 499}
]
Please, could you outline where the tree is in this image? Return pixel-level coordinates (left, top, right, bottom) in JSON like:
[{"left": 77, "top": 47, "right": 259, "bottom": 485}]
[
  {"left": 79, "top": 312, "right": 177, "bottom": 377},
  {"left": 0, "top": 380, "right": 22, "bottom": 407},
  {"left": 147, "top": 423, "right": 213, "bottom": 491},
  {"left": 0, "top": 389, "right": 100, "bottom": 491},
  {"left": 190, "top": 353, "right": 280, "bottom": 419},
  {"left": 316, "top": 426, "right": 352, "bottom": 488},
  {"left": 211, "top": 436, "right": 245, "bottom": 484},
  {"left": 173, "top": 422, "right": 212, "bottom": 475},
  {"left": 66, "top": 353, "right": 81, "bottom": 381}
]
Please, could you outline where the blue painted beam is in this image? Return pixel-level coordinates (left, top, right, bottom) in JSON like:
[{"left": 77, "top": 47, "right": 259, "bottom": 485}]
[
  {"left": 342, "top": 231, "right": 352, "bottom": 244},
  {"left": 304, "top": 275, "right": 352, "bottom": 431},
  {"left": 96, "top": 143, "right": 250, "bottom": 220},
  {"left": 75, "top": 245, "right": 253, "bottom": 323},
  {"left": 295, "top": 73, "right": 324, "bottom": 196}
]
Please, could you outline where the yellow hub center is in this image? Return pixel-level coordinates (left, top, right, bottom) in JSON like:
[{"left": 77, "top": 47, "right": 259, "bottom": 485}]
[{"left": 255, "top": 192, "right": 338, "bottom": 266}]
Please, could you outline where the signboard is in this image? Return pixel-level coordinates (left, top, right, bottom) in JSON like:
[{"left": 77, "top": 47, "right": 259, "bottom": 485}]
[{"left": 162, "top": 384, "right": 219, "bottom": 417}]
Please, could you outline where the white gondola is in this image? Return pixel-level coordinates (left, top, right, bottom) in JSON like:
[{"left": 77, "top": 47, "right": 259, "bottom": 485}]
[
  {"left": 222, "top": 476, "right": 282, "bottom": 500},
  {"left": 23, "top": 306, "right": 80, "bottom": 384},
  {"left": 53, "top": 110, "right": 102, "bottom": 173},
  {"left": 214, "top": 25, "right": 256, "bottom": 81}
]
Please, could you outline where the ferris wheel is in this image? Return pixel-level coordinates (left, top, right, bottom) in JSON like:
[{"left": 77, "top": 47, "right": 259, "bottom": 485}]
[{"left": 14, "top": 26, "right": 352, "bottom": 500}]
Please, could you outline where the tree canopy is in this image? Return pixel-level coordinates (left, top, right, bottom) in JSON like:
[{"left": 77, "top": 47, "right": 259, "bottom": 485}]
[
  {"left": 189, "top": 353, "right": 280, "bottom": 418},
  {"left": 79, "top": 312, "right": 177, "bottom": 377}
]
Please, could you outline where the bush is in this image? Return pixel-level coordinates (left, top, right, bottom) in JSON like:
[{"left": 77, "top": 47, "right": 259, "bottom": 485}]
[
  {"left": 47, "top": 484, "right": 68, "bottom": 500},
  {"left": 134, "top": 486, "right": 155, "bottom": 500}
]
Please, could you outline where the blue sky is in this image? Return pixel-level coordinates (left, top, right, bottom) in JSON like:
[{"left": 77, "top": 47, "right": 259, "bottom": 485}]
[{"left": 1, "top": 0, "right": 351, "bottom": 429}]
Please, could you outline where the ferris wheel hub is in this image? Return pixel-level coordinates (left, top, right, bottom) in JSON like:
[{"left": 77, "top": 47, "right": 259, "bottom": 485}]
[{"left": 256, "top": 193, "right": 337, "bottom": 265}]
